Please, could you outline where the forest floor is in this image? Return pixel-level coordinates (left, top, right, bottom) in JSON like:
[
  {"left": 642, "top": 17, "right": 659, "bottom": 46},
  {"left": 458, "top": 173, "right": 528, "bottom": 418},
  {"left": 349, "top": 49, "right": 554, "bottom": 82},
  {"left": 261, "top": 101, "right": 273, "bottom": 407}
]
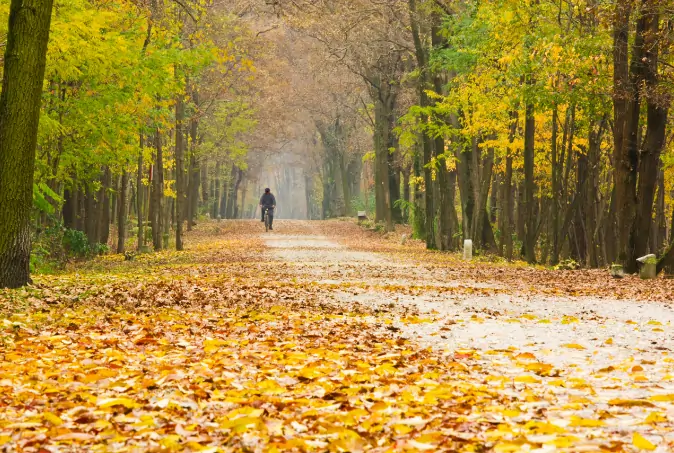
[{"left": 2, "top": 219, "right": 674, "bottom": 452}]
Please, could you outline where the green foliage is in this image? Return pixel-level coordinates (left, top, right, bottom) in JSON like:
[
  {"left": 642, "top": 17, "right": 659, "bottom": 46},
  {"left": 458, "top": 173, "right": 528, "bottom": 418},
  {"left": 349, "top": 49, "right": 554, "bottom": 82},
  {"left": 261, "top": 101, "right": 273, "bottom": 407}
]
[
  {"left": 554, "top": 259, "right": 580, "bottom": 271},
  {"left": 31, "top": 225, "right": 68, "bottom": 274},
  {"left": 351, "top": 192, "right": 375, "bottom": 214},
  {"left": 394, "top": 198, "right": 425, "bottom": 240},
  {"left": 32, "top": 0, "right": 261, "bottom": 209},
  {"left": 31, "top": 224, "right": 114, "bottom": 274},
  {"left": 33, "top": 183, "right": 62, "bottom": 215},
  {"left": 62, "top": 229, "right": 90, "bottom": 258}
]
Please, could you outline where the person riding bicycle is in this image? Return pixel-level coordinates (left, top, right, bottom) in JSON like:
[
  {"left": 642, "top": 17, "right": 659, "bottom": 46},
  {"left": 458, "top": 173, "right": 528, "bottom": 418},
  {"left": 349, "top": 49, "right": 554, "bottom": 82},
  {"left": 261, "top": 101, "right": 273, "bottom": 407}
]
[{"left": 259, "top": 188, "right": 276, "bottom": 230}]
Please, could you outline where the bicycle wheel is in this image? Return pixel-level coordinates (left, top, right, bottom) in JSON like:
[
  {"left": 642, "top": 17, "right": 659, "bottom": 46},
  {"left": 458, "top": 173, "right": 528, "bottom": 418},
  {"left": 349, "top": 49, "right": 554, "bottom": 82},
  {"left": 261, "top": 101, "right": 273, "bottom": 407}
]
[{"left": 265, "top": 211, "right": 269, "bottom": 232}]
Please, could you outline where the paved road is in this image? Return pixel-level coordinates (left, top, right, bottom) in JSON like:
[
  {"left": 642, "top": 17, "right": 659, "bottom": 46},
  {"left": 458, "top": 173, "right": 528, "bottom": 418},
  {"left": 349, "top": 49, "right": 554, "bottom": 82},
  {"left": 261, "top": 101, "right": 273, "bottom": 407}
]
[{"left": 262, "top": 221, "right": 674, "bottom": 448}]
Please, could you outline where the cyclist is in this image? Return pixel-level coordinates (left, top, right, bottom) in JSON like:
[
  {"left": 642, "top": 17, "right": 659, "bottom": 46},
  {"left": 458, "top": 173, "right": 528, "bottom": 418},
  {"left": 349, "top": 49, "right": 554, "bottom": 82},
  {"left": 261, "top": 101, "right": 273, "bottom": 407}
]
[{"left": 259, "top": 188, "right": 276, "bottom": 230}]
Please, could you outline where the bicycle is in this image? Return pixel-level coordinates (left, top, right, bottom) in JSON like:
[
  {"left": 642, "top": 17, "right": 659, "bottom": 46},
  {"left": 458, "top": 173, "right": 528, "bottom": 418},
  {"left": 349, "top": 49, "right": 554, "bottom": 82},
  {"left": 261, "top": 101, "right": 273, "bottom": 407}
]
[{"left": 263, "top": 207, "right": 271, "bottom": 232}]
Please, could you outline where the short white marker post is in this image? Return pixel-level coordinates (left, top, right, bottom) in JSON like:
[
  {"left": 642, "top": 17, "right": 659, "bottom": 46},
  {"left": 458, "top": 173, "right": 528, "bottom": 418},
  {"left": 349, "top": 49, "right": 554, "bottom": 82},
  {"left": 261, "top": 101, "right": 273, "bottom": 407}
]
[
  {"left": 463, "top": 239, "right": 473, "bottom": 260},
  {"left": 636, "top": 254, "right": 657, "bottom": 280}
]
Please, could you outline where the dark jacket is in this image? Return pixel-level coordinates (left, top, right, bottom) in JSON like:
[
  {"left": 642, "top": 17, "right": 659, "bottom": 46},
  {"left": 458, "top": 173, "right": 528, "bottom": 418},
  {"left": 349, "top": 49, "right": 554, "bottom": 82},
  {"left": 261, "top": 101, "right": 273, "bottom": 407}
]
[{"left": 260, "top": 193, "right": 276, "bottom": 208}]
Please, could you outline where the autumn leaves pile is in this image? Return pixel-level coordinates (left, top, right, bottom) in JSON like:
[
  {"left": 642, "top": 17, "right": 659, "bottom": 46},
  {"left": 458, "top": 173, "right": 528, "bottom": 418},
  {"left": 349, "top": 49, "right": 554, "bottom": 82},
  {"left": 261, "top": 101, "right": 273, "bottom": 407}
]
[{"left": 1, "top": 221, "right": 674, "bottom": 451}]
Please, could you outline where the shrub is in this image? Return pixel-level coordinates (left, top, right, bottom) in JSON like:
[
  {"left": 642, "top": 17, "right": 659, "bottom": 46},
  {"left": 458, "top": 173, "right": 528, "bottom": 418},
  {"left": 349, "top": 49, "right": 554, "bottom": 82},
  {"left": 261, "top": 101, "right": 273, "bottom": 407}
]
[
  {"left": 31, "top": 224, "right": 112, "bottom": 273},
  {"left": 63, "top": 228, "right": 89, "bottom": 258}
]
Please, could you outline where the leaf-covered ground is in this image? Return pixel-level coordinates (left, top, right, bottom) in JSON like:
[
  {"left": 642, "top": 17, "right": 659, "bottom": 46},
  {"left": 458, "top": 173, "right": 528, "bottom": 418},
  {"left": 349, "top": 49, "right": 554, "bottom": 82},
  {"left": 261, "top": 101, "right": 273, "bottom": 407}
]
[{"left": 1, "top": 220, "right": 674, "bottom": 452}]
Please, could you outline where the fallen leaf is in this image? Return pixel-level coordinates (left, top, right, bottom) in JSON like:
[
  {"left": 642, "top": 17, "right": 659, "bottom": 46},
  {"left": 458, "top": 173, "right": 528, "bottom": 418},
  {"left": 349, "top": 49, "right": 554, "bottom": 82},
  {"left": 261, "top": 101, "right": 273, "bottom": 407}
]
[{"left": 632, "top": 433, "right": 656, "bottom": 450}]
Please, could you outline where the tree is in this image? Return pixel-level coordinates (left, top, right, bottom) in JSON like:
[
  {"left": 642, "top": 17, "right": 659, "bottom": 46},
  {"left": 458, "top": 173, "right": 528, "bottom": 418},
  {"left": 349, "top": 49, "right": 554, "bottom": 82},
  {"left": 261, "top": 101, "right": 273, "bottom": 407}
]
[{"left": 0, "top": 0, "right": 54, "bottom": 288}]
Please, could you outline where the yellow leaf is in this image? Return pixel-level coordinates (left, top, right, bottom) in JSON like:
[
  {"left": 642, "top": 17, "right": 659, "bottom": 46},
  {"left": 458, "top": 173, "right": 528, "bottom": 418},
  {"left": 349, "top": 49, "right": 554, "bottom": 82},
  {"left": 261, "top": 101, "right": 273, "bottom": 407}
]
[
  {"left": 493, "top": 441, "right": 527, "bottom": 452},
  {"left": 393, "top": 424, "right": 413, "bottom": 434},
  {"left": 407, "top": 440, "right": 436, "bottom": 450},
  {"left": 97, "top": 397, "right": 138, "bottom": 409},
  {"left": 562, "top": 343, "right": 586, "bottom": 350},
  {"left": 547, "top": 435, "right": 580, "bottom": 448},
  {"left": 160, "top": 434, "right": 182, "bottom": 451},
  {"left": 514, "top": 375, "right": 541, "bottom": 384},
  {"left": 609, "top": 399, "right": 655, "bottom": 408},
  {"left": 648, "top": 394, "right": 674, "bottom": 402},
  {"left": 569, "top": 417, "right": 605, "bottom": 427},
  {"left": 298, "top": 366, "right": 322, "bottom": 380},
  {"left": 0, "top": 436, "right": 11, "bottom": 446},
  {"left": 644, "top": 412, "right": 667, "bottom": 424},
  {"left": 203, "top": 338, "right": 226, "bottom": 353},
  {"left": 633, "top": 433, "right": 656, "bottom": 450},
  {"left": 604, "top": 338, "right": 614, "bottom": 345},
  {"left": 500, "top": 409, "right": 521, "bottom": 417},
  {"left": 370, "top": 402, "right": 388, "bottom": 412},
  {"left": 523, "top": 421, "right": 564, "bottom": 434},
  {"left": 561, "top": 316, "right": 579, "bottom": 324},
  {"left": 220, "top": 416, "right": 260, "bottom": 430},
  {"left": 525, "top": 362, "right": 554, "bottom": 375},
  {"left": 43, "top": 412, "right": 63, "bottom": 426}
]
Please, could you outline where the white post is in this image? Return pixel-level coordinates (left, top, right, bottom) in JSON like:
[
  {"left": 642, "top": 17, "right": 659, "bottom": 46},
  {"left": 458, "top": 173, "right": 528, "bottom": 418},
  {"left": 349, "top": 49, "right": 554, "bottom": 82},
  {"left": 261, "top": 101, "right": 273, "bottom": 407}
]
[
  {"left": 463, "top": 239, "right": 473, "bottom": 260},
  {"left": 637, "top": 254, "right": 657, "bottom": 280}
]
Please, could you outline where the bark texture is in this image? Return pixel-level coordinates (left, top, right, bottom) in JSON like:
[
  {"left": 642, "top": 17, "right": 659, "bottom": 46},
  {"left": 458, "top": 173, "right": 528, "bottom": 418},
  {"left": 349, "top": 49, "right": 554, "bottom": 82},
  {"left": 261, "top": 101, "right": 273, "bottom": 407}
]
[{"left": 0, "top": 0, "right": 55, "bottom": 288}]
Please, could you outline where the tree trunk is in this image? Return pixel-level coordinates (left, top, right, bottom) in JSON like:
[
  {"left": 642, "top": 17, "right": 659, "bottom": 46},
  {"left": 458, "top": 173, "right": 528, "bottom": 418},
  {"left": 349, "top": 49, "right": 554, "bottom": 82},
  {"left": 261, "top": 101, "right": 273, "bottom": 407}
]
[
  {"left": 305, "top": 172, "right": 312, "bottom": 220},
  {"left": 151, "top": 129, "right": 164, "bottom": 250},
  {"left": 187, "top": 117, "right": 199, "bottom": 230},
  {"left": 232, "top": 169, "right": 243, "bottom": 219},
  {"left": 653, "top": 169, "right": 665, "bottom": 253},
  {"left": 550, "top": 106, "right": 560, "bottom": 264},
  {"left": 63, "top": 186, "right": 77, "bottom": 229},
  {"left": 220, "top": 175, "right": 228, "bottom": 219},
  {"left": 455, "top": 116, "right": 474, "bottom": 244},
  {"left": 402, "top": 166, "right": 411, "bottom": 222},
  {"left": 84, "top": 185, "right": 98, "bottom": 246},
  {"left": 111, "top": 176, "right": 118, "bottom": 228},
  {"left": 632, "top": 9, "right": 667, "bottom": 264},
  {"left": 0, "top": 0, "right": 55, "bottom": 288},
  {"left": 373, "top": 93, "right": 394, "bottom": 232},
  {"left": 489, "top": 170, "right": 498, "bottom": 224},
  {"left": 100, "top": 167, "right": 111, "bottom": 245},
  {"left": 523, "top": 101, "right": 536, "bottom": 263},
  {"left": 175, "top": 91, "right": 186, "bottom": 251},
  {"left": 240, "top": 178, "right": 248, "bottom": 219},
  {"left": 615, "top": 1, "right": 645, "bottom": 272},
  {"left": 500, "top": 112, "right": 517, "bottom": 260},
  {"left": 503, "top": 155, "right": 514, "bottom": 260},
  {"left": 412, "top": 145, "right": 426, "bottom": 239},
  {"left": 137, "top": 136, "right": 145, "bottom": 251},
  {"left": 574, "top": 149, "right": 589, "bottom": 263},
  {"left": 117, "top": 170, "right": 128, "bottom": 253},
  {"left": 612, "top": 0, "right": 631, "bottom": 266},
  {"left": 213, "top": 160, "right": 220, "bottom": 219},
  {"left": 76, "top": 187, "right": 85, "bottom": 231},
  {"left": 201, "top": 160, "right": 208, "bottom": 203},
  {"left": 388, "top": 126, "right": 402, "bottom": 224},
  {"left": 409, "top": 0, "right": 433, "bottom": 243}
]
